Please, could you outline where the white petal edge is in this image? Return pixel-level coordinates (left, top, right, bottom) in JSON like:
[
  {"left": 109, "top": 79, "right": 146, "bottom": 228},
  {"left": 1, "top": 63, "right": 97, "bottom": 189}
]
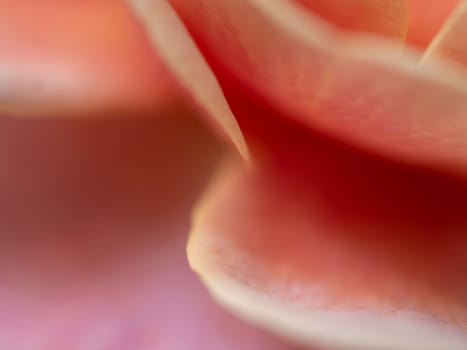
[
  {"left": 191, "top": 268, "right": 467, "bottom": 350},
  {"left": 187, "top": 156, "right": 467, "bottom": 350},
  {"left": 126, "top": 0, "right": 249, "bottom": 159}
]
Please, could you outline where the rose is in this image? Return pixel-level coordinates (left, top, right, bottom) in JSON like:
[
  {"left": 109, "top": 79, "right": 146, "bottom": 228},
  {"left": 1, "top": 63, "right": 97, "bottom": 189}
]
[
  {"left": 2, "top": 1, "right": 467, "bottom": 350},
  {"left": 130, "top": 0, "right": 467, "bottom": 349}
]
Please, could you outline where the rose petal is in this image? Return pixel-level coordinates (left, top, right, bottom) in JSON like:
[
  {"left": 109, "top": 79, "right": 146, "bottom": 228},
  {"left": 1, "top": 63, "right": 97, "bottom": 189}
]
[
  {"left": 0, "top": 114, "right": 302, "bottom": 350},
  {"left": 406, "top": 0, "right": 460, "bottom": 49},
  {"left": 294, "top": 0, "right": 408, "bottom": 38},
  {"left": 0, "top": 0, "right": 177, "bottom": 116},
  {"left": 422, "top": 1, "right": 467, "bottom": 68},
  {"left": 127, "top": 0, "right": 249, "bottom": 159},
  {"left": 186, "top": 89, "right": 467, "bottom": 349},
  {"left": 189, "top": 143, "right": 467, "bottom": 350},
  {"left": 167, "top": 0, "right": 467, "bottom": 175}
]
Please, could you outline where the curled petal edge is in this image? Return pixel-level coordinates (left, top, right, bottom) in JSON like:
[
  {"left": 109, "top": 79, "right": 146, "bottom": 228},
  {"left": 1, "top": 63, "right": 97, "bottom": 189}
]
[{"left": 188, "top": 157, "right": 467, "bottom": 350}]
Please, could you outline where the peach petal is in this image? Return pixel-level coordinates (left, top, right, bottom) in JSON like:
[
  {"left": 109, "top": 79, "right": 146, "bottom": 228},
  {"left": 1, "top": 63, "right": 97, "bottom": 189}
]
[
  {"left": 169, "top": 0, "right": 467, "bottom": 175},
  {"left": 0, "top": 0, "right": 178, "bottom": 116},
  {"left": 189, "top": 148, "right": 467, "bottom": 349},
  {"left": 423, "top": 1, "right": 467, "bottom": 68},
  {"left": 406, "top": 0, "right": 460, "bottom": 49},
  {"left": 0, "top": 114, "right": 301, "bottom": 350},
  {"left": 294, "top": 0, "right": 408, "bottom": 38},
  {"left": 127, "top": 0, "right": 249, "bottom": 159}
]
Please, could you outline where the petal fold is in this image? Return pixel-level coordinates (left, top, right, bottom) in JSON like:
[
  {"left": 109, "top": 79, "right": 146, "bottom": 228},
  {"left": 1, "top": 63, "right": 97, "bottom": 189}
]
[
  {"left": 169, "top": 0, "right": 467, "bottom": 175},
  {"left": 189, "top": 150, "right": 467, "bottom": 350}
]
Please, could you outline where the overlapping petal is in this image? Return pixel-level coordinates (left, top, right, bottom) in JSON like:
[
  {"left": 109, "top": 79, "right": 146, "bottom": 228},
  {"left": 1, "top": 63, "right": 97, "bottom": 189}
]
[
  {"left": 164, "top": 0, "right": 467, "bottom": 175},
  {"left": 5, "top": 1, "right": 467, "bottom": 349},
  {"left": 127, "top": 1, "right": 467, "bottom": 348},
  {"left": 188, "top": 115, "right": 467, "bottom": 349},
  {"left": 0, "top": 2, "right": 304, "bottom": 349}
]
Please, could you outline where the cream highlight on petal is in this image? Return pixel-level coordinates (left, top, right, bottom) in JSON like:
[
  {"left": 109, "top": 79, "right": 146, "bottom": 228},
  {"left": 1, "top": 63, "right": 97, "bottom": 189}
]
[
  {"left": 169, "top": 0, "right": 467, "bottom": 175},
  {"left": 405, "top": 0, "right": 460, "bottom": 49},
  {"left": 294, "top": 0, "right": 408, "bottom": 39},
  {"left": 188, "top": 156, "right": 467, "bottom": 350},
  {"left": 200, "top": 276, "right": 467, "bottom": 350},
  {"left": 126, "top": 0, "right": 249, "bottom": 160},
  {"left": 422, "top": 1, "right": 467, "bottom": 68}
]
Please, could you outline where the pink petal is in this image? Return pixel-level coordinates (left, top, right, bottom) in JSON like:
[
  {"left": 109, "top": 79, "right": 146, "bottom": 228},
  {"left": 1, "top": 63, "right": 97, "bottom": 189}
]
[
  {"left": 422, "top": 1, "right": 467, "bottom": 68},
  {"left": 164, "top": 0, "right": 467, "bottom": 175},
  {"left": 406, "top": 0, "right": 460, "bottom": 49},
  {"left": 188, "top": 118, "right": 467, "bottom": 349},
  {"left": 0, "top": 114, "right": 303, "bottom": 350},
  {"left": 294, "top": 0, "right": 408, "bottom": 38}
]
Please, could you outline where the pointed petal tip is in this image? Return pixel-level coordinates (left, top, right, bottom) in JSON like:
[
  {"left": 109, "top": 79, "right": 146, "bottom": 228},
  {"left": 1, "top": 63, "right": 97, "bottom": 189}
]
[{"left": 126, "top": 0, "right": 250, "bottom": 160}]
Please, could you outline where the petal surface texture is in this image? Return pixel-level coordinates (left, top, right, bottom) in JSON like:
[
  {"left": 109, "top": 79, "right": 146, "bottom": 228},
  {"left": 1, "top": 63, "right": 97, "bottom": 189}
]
[
  {"left": 169, "top": 0, "right": 467, "bottom": 175},
  {"left": 0, "top": 0, "right": 178, "bottom": 115},
  {"left": 294, "top": 0, "right": 408, "bottom": 38}
]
